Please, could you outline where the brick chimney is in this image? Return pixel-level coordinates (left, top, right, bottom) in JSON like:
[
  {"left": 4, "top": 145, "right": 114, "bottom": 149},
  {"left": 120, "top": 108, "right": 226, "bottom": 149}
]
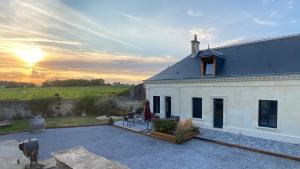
[{"left": 191, "top": 34, "right": 200, "bottom": 57}]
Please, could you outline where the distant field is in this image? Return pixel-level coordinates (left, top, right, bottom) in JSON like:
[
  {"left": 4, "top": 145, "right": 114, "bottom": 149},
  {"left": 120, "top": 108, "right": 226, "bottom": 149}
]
[{"left": 0, "top": 86, "right": 130, "bottom": 101}]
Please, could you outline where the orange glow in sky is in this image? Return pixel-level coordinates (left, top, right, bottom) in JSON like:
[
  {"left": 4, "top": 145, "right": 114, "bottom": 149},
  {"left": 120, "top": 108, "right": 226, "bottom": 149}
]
[{"left": 12, "top": 46, "right": 45, "bottom": 67}]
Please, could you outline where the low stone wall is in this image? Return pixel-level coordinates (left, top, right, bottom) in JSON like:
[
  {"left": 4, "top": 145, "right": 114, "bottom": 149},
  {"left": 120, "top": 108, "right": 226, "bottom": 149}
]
[
  {"left": 0, "top": 101, "right": 31, "bottom": 120},
  {"left": 0, "top": 97, "right": 143, "bottom": 120}
]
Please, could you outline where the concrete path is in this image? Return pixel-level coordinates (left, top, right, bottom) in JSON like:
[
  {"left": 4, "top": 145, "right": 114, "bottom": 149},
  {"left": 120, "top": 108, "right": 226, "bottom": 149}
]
[
  {"left": 0, "top": 140, "right": 29, "bottom": 169},
  {"left": 0, "top": 126, "right": 299, "bottom": 169}
]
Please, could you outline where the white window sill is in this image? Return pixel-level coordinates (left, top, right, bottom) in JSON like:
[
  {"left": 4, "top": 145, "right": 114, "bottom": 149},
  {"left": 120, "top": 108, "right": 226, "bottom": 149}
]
[
  {"left": 256, "top": 126, "right": 280, "bottom": 132},
  {"left": 192, "top": 118, "right": 204, "bottom": 121}
]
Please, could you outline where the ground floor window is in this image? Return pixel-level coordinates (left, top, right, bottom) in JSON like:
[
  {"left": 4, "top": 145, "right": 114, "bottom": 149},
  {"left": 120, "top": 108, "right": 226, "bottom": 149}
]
[
  {"left": 192, "top": 97, "right": 202, "bottom": 118},
  {"left": 258, "top": 100, "right": 277, "bottom": 128},
  {"left": 153, "top": 96, "right": 160, "bottom": 113}
]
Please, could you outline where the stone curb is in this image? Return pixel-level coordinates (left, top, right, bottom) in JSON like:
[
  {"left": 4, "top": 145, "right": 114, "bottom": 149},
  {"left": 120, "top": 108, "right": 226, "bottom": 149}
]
[
  {"left": 45, "top": 123, "right": 108, "bottom": 129},
  {"left": 112, "top": 124, "right": 151, "bottom": 138},
  {"left": 194, "top": 136, "right": 300, "bottom": 162},
  {"left": 0, "top": 129, "right": 29, "bottom": 135}
]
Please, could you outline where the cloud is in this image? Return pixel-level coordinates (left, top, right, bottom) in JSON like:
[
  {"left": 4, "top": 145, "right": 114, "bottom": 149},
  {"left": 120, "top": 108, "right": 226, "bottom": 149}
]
[
  {"left": 31, "top": 69, "right": 46, "bottom": 78},
  {"left": 290, "top": 20, "right": 297, "bottom": 24},
  {"left": 13, "top": 0, "right": 136, "bottom": 47},
  {"left": 253, "top": 18, "right": 277, "bottom": 26},
  {"left": 189, "top": 28, "right": 216, "bottom": 41},
  {"left": 0, "top": 38, "right": 85, "bottom": 46},
  {"left": 216, "top": 37, "right": 246, "bottom": 47},
  {"left": 0, "top": 71, "right": 26, "bottom": 79},
  {"left": 186, "top": 9, "right": 203, "bottom": 17},
  {"left": 262, "top": 0, "right": 275, "bottom": 4},
  {"left": 269, "top": 11, "right": 278, "bottom": 17},
  {"left": 115, "top": 11, "right": 141, "bottom": 21},
  {"left": 288, "top": 0, "right": 294, "bottom": 8}
]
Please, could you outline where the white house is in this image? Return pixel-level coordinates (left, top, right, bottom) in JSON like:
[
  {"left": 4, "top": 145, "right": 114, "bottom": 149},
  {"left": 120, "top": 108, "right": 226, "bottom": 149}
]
[{"left": 144, "top": 34, "right": 300, "bottom": 144}]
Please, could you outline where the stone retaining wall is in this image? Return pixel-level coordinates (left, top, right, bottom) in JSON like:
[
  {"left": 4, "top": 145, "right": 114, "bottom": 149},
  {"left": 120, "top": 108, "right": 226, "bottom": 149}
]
[{"left": 0, "top": 97, "right": 143, "bottom": 120}]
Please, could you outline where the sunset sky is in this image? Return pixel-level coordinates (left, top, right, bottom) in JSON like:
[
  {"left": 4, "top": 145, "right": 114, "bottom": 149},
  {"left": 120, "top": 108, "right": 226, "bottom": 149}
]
[{"left": 0, "top": 0, "right": 299, "bottom": 84}]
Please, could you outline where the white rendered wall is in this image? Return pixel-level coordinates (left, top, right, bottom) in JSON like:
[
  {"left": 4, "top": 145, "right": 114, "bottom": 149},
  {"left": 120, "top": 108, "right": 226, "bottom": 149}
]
[{"left": 145, "top": 79, "right": 300, "bottom": 143}]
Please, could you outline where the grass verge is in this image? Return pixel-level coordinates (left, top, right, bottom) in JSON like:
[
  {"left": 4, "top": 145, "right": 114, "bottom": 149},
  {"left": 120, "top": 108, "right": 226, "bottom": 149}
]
[
  {"left": 0, "top": 119, "right": 29, "bottom": 133},
  {"left": 0, "top": 116, "right": 116, "bottom": 134}
]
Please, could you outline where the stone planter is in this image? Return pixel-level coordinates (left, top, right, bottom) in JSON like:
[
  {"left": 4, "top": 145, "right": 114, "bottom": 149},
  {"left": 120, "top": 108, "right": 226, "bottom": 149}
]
[
  {"left": 29, "top": 117, "right": 45, "bottom": 131},
  {"left": 150, "top": 131, "right": 198, "bottom": 144}
]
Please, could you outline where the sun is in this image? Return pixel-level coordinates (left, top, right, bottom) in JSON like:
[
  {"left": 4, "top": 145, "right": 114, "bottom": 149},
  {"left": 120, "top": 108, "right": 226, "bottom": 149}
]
[{"left": 13, "top": 46, "right": 44, "bottom": 66}]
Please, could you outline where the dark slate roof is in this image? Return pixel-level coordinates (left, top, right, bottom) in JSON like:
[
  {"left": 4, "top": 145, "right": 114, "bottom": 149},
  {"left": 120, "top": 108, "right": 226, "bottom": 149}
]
[
  {"left": 147, "top": 34, "right": 300, "bottom": 81},
  {"left": 198, "top": 48, "right": 223, "bottom": 58}
]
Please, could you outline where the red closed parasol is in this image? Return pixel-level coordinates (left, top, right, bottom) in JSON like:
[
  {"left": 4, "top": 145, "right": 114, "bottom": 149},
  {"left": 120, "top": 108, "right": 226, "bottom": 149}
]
[{"left": 144, "top": 99, "right": 151, "bottom": 122}]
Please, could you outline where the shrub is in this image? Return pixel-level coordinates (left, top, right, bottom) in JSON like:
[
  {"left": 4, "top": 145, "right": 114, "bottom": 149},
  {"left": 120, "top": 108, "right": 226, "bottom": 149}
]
[
  {"left": 28, "top": 96, "right": 61, "bottom": 117},
  {"left": 75, "top": 96, "right": 126, "bottom": 116},
  {"left": 175, "top": 124, "right": 187, "bottom": 143},
  {"left": 178, "top": 119, "right": 193, "bottom": 129},
  {"left": 192, "top": 126, "right": 199, "bottom": 133},
  {"left": 153, "top": 119, "right": 177, "bottom": 134},
  {"left": 108, "top": 117, "right": 114, "bottom": 125},
  {"left": 0, "top": 113, "right": 5, "bottom": 121},
  {"left": 75, "top": 96, "right": 98, "bottom": 116},
  {"left": 135, "top": 107, "right": 144, "bottom": 114},
  {"left": 97, "top": 98, "right": 117, "bottom": 115},
  {"left": 13, "top": 113, "right": 24, "bottom": 120},
  {"left": 175, "top": 119, "right": 199, "bottom": 143}
]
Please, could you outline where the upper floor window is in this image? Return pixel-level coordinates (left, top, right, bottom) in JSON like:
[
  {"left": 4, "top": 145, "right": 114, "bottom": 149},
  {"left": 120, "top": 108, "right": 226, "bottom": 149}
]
[
  {"left": 199, "top": 48, "right": 224, "bottom": 77},
  {"left": 202, "top": 58, "right": 215, "bottom": 76},
  {"left": 204, "top": 62, "right": 214, "bottom": 76},
  {"left": 258, "top": 100, "right": 277, "bottom": 128}
]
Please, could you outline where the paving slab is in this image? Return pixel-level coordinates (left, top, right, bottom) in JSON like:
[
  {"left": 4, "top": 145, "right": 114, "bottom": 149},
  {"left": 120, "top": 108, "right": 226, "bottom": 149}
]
[
  {"left": 0, "top": 140, "right": 30, "bottom": 169},
  {"left": 52, "top": 146, "right": 128, "bottom": 169},
  {"left": 114, "top": 120, "right": 152, "bottom": 132},
  {"left": 196, "top": 128, "right": 300, "bottom": 159}
]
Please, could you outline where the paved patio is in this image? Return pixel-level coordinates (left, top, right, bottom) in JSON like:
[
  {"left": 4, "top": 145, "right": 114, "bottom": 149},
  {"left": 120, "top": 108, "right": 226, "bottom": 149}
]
[
  {"left": 116, "top": 120, "right": 300, "bottom": 160},
  {"left": 114, "top": 120, "right": 152, "bottom": 132},
  {"left": 197, "top": 128, "right": 300, "bottom": 158},
  {"left": 0, "top": 126, "right": 299, "bottom": 169}
]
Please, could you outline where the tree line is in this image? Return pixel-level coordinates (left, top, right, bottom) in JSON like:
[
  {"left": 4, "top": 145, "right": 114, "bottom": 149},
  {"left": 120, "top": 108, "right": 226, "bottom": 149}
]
[
  {"left": 0, "top": 81, "right": 36, "bottom": 88},
  {"left": 0, "top": 79, "right": 134, "bottom": 88}
]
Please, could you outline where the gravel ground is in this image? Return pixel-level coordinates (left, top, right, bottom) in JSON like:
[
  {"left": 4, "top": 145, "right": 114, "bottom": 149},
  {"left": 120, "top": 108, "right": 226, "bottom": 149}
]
[{"left": 0, "top": 126, "right": 299, "bottom": 169}]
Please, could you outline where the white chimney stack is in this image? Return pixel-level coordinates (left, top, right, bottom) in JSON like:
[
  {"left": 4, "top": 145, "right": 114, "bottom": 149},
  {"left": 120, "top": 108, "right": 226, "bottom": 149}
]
[{"left": 191, "top": 34, "right": 200, "bottom": 57}]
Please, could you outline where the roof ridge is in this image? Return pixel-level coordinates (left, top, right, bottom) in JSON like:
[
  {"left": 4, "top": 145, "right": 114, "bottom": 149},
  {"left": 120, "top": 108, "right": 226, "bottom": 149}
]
[{"left": 213, "top": 33, "right": 300, "bottom": 50}]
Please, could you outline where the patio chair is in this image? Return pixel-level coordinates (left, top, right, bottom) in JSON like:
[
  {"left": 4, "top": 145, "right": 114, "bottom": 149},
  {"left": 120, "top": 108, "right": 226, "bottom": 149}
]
[
  {"left": 123, "top": 113, "right": 135, "bottom": 127},
  {"left": 123, "top": 115, "right": 128, "bottom": 126},
  {"left": 170, "top": 115, "right": 180, "bottom": 122},
  {"left": 128, "top": 113, "right": 135, "bottom": 127},
  {"left": 134, "top": 114, "right": 144, "bottom": 124},
  {"left": 151, "top": 113, "right": 160, "bottom": 120}
]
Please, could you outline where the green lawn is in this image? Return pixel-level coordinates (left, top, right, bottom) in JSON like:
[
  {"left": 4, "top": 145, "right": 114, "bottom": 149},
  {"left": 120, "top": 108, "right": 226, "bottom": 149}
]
[
  {"left": 0, "top": 86, "right": 130, "bottom": 101},
  {"left": 0, "top": 116, "right": 117, "bottom": 134},
  {"left": 0, "top": 119, "right": 29, "bottom": 133},
  {"left": 45, "top": 116, "right": 109, "bottom": 128}
]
